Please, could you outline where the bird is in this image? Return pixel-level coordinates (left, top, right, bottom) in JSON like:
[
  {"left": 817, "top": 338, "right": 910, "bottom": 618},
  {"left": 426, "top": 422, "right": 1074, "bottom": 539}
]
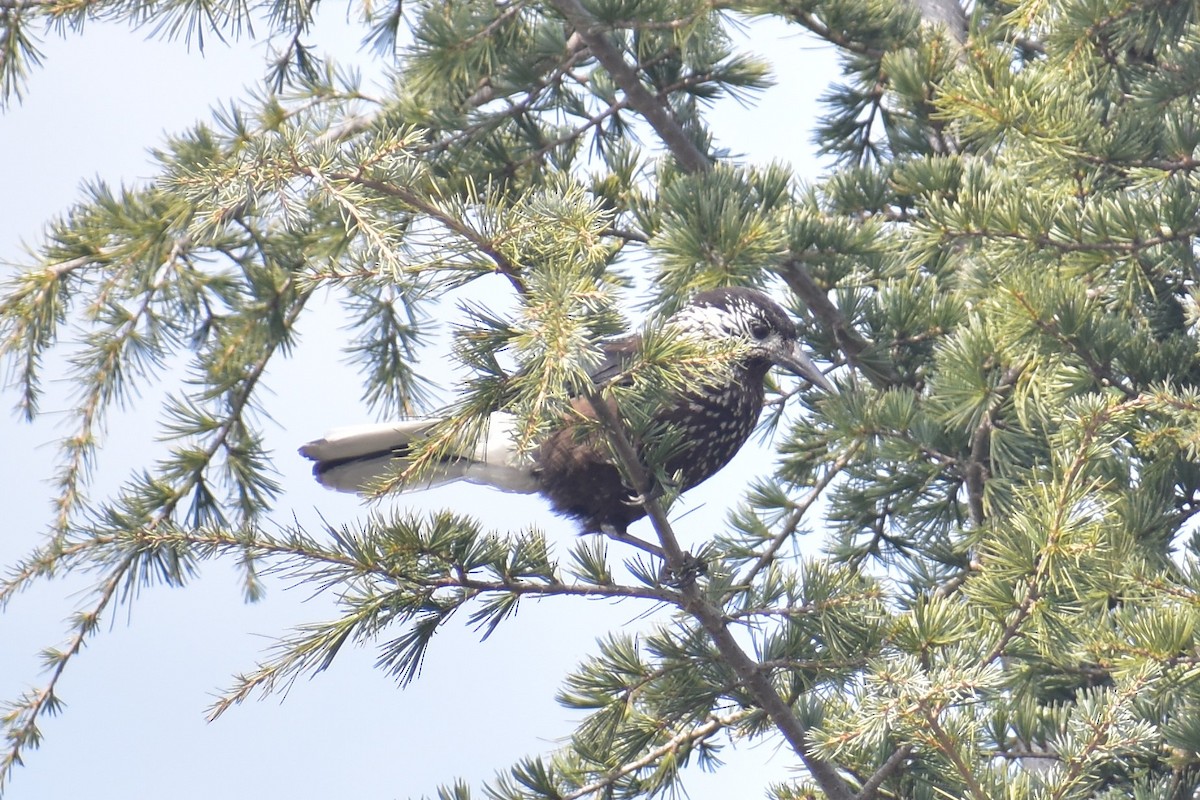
[{"left": 299, "top": 287, "right": 834, "bottom": 534}]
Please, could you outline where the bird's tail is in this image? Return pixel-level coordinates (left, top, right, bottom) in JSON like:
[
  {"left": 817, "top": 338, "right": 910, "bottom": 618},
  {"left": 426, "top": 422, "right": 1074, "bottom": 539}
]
[{"left": 298, "top": 413, "right": 538, "bottom": 495}]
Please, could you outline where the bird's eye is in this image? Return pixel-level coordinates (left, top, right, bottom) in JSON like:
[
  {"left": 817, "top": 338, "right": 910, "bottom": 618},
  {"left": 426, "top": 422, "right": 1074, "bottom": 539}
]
[{"left": 750, "top": 321, "right": 771, "bottom": 340}]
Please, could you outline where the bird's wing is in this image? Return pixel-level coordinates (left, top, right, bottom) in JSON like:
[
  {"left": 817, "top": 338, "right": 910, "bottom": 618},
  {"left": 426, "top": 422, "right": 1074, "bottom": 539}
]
[
  {"left": 557, "top": 332, "right": 641, "bottom": 422},
  {"left": 585, "top": 332, "right": 641, "bottom": 387}
]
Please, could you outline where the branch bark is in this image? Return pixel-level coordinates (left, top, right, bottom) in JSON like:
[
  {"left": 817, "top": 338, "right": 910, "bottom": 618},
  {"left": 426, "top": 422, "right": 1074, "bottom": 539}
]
[{"left": 909, "top": 0, "right": 967, "bottom": 44}]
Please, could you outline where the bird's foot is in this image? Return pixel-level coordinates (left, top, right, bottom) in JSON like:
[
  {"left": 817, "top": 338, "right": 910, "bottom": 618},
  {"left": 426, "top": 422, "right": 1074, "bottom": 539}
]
[
  {"left": 599, "top": 526, "right": 666, "bottom": 558},
  {"left": 623, "top": 484, "right": 664, "bottom": 506},
  {"left": 658, "top": 552, "right": 708, "bottom": 588}
]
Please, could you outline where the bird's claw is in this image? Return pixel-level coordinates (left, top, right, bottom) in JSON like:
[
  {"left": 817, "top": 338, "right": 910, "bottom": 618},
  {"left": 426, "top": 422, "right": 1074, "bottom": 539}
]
[
  {"left": 624, "top": 485, "right": 664, "bottom": 506},
  {"left": 658, "top": 552, "right": 708, "bottom": 588}
]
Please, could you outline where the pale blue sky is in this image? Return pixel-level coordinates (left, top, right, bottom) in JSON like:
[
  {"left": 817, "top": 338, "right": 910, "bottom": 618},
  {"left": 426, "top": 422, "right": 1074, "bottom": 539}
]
[{"left": 1, "top": 15, "right": 838, "bottom": 799}]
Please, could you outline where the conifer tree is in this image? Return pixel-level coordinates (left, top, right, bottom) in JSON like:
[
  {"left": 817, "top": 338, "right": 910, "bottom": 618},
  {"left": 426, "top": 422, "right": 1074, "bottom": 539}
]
[{"left": 3, "top": 0, "right": 1200, "bottom": 798}]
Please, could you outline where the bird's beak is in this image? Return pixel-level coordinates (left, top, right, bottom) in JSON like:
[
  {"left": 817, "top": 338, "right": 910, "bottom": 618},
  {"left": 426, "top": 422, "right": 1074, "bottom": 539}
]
[{"left": 773, "top": 343, "right": 835, "bottom": 392}]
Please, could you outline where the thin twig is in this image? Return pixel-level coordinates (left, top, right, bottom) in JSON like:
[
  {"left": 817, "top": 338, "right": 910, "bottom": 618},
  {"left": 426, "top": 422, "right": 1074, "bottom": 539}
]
[
  {"left": 858, "top": 744, "right": 914, "bottom": 800},
  {"left": 923, "top": 709, "right": 990, "bottom": 800},
  {"left": 738, "top": 442, "right": 860, "bottom": 588},
  {"left": 1, "top": 280, "right": 315, "bottom": 784},
  {"left": 560, "top": 714, "right": 740, "bottom": 800},
  {"left": 323, "top": 171, "right": 528, "bottom": 294},
  {"left": 779, "top": 258, "right": 901, "bottom": 387}
]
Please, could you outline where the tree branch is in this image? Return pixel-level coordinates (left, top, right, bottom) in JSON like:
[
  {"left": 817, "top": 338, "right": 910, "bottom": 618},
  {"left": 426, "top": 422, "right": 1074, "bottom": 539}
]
[
  {"left": 1008, "top": 289, "right": 1138, "bottom": 399},
  {"left": 547, "top": 0, "right": 711, "bottom": 173},
  {"left": 580, "top": 387, "right": 855, "bottom": 800},
  {"left": 922, "top": 708, "right": 989, "bottom": 800},
  {"left": 737, "top": 441, "right": 860, "bottom": 588},
  {"left": 778, "top": 258, "right": 901, "bottom": 386},
  {"left": 324, "top": 171, "right": 528, "bottom": 294},
  {"left": 857, "top": 743, "right": 914, "bottom": 800},
  {"left": 1, "top": 278, "right": 314, "bottom": 787},
  {"left": 560, "top": 714, "right": 742, "bottom": 800},
  {"left": 964, "top": 364, "right": 1023, "bottom": 527}
]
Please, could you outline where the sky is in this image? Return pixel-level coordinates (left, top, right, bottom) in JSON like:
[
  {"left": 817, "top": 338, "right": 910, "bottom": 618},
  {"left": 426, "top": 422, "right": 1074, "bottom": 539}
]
[{"left": 0, "top": 12, "right": 839, "bottom": 799}]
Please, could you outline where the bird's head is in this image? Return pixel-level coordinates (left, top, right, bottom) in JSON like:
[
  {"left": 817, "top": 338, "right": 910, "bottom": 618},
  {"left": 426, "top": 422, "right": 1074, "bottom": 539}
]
[{"left": 670, "top": 287, "right": 834, "bottom": 392}]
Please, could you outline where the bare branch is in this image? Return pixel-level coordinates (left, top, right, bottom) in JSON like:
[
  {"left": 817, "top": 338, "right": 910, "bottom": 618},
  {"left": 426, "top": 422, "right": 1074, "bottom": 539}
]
[{"left": 858, "top": 744, "right": 914, "bottom": 800}]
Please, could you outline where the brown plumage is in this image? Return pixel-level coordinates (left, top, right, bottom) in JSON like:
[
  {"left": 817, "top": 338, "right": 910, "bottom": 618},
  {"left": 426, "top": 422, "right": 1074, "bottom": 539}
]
[{"left": 300, "top": 287, "right": 833, "bottom": 533}]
